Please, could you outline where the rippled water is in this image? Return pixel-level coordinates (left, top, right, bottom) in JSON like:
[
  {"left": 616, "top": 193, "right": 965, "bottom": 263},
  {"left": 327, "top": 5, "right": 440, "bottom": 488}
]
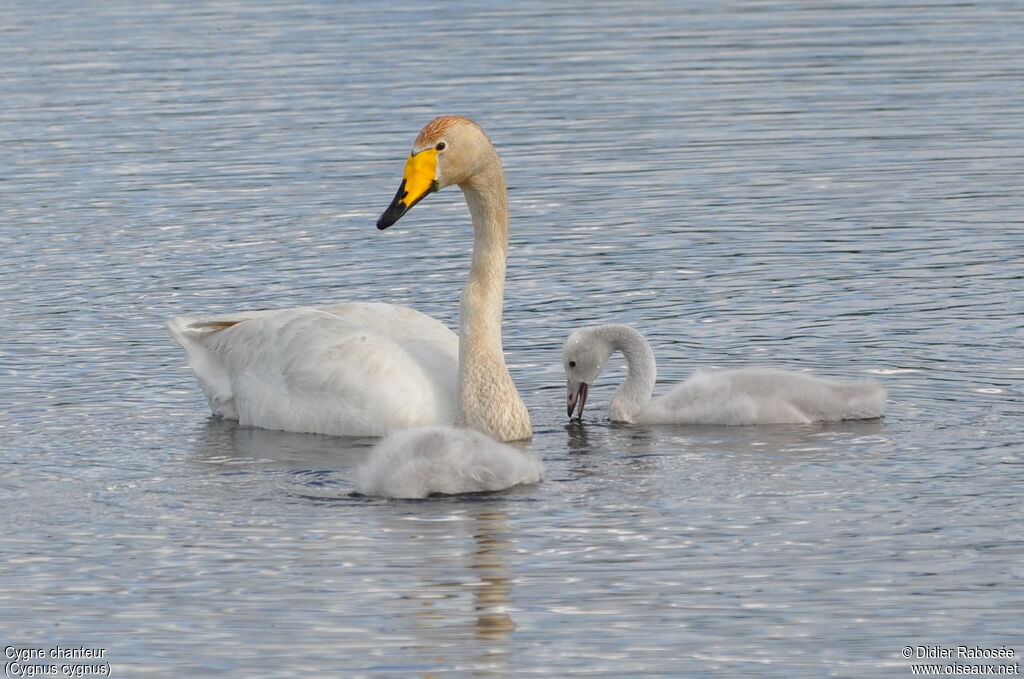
[{"left": 2, "top": 1, "right": 1022, "bottom": 677}]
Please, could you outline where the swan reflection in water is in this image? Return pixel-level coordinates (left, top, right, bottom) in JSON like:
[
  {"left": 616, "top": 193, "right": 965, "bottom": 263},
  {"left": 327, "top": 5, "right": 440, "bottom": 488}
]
[
  {"left": 190, "top": 420, "right": 524, "bottom": 664},
  {"left": 188, "top": 416, "right": 373, "bottom": 471},
  {"left": 392, "top": 507, "right": 522, "bottom": 674}
]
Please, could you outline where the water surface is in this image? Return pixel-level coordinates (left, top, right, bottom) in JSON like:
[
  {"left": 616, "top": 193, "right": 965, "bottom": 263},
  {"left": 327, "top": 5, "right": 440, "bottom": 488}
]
[{"left": 1, "top": 1, "right": 1022, "bottom": 677}]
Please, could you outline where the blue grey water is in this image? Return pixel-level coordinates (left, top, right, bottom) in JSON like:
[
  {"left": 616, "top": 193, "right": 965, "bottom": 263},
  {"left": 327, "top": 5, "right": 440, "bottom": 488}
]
[{"left": 1, "top": 1, "right": 1022, "bottom": 677}]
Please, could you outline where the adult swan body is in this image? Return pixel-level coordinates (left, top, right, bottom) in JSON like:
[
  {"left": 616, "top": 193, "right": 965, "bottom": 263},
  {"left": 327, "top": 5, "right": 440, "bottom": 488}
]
[{"left": 166, "top": 116, "right": 532, "bottom": 441}]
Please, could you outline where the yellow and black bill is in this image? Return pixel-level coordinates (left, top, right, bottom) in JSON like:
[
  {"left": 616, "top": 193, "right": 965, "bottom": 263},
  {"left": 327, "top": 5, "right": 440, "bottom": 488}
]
[{"left": 376, "top": 147, "right": 440, "bottom": 230}]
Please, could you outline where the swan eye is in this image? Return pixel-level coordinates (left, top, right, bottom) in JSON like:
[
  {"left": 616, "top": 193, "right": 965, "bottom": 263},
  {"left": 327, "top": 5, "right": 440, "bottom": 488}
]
[
  {"left": 435, "top": 142, "right": 447, "bottom": 151},
  {"left": 568, "top": 361, "right": 576, "bottom": 368}
]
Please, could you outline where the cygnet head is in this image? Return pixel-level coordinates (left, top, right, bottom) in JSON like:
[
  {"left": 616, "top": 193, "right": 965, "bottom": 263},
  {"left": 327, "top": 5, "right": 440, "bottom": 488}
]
[
  {"left": 562, "top": 327, "right": 614, "bottom": 419},
  {"left": 377, "top": 115, "right": 497, "bottom": 229}
]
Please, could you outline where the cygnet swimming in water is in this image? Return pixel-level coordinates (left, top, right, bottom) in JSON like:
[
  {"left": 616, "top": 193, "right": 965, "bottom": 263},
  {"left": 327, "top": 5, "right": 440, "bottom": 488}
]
[
  {"left": 354, "top": 426, "right": 544, "bottom": 499},
  {"left": 563, "top": 325, "right": 886, "bottom": 425}
]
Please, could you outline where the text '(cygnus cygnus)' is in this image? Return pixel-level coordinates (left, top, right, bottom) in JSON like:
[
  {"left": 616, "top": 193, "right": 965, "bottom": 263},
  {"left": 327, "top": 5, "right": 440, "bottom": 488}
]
[
  {"left": 166, "top": 116, "right": 531, "bottom": 441},
  {"left": 563, "top": 325, "right": 886, "bottom": 425},
  {"left": 354, "top": 426, "right": 544, "bottom": 499}
]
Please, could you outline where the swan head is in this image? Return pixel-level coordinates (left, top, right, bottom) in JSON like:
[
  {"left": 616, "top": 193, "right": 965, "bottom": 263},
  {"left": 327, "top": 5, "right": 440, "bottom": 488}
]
[
  {"left": 562, "top": 328, "right": 612, "bottom": 419},
  {"left": 377, "top": 115, "right": 496, "bottom": 230}
]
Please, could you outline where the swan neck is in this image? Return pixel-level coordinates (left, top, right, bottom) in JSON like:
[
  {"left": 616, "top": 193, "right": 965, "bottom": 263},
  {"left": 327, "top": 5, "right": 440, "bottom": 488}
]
[
  {"left": 464, "top": 163, "right": 509, "bottom": 270},
  {"left": 608, "top": 327, "right": 657, "bottom": 422},
  {"left": 459, "top": 160, "right": 508, "bottom": 349},
  {"left": 456, "top": 157, "right": 531, "bottom": 441}
]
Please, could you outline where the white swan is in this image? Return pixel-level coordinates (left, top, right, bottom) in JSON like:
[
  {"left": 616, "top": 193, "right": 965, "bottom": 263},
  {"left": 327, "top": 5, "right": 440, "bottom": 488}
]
[
  {"left": 563, "top": 325, "right": 886, "bottom": 425},
  {"left": 166, "top": 116, "right": 532, "bottom": 441},
  {"left": 354, "top": 426, "right": 544, "bottom": 499}
]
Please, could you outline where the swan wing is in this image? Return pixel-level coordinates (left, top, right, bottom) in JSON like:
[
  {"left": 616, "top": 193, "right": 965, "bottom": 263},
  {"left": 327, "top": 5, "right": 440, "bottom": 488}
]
[
  {"left": 641, "top": 368, "right": 886, "bottom": 425},
  {"left": 166, "top": 303, "right": 458, "bottom": 436}
]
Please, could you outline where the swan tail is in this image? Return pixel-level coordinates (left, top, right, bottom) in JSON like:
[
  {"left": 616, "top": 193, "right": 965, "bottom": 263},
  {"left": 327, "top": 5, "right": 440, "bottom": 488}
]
[
  {"left": 165, "top": 315, "right": 239, "bottom": 419},
  {"left": 185, "top": 319, "right": 243, "bottom": 331}
]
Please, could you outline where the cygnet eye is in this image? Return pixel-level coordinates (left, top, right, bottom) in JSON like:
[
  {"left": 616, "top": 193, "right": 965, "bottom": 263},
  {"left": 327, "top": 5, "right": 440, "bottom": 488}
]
[
  {"left": 568, "top": 361, "right": 576, "bottom": 368},
  {"left": 435, "top": 142, "right": 447, "bottom": 151}
]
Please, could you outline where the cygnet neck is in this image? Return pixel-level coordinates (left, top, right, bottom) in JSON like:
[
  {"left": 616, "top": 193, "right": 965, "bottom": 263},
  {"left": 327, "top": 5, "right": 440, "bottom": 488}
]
[
  {"left": 602, "top": 325, "right": 657, "bottom": 423},
  {"left": 456, "top": 156, "right": 532, "bottom": 441}
]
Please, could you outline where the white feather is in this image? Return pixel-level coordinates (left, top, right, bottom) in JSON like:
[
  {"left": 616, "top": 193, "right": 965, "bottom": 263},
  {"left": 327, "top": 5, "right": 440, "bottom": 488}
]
[
  {"left": 564, "top": 325, "right": 886, "bottom": 425},
  {"left": 354, "top": 426, "right": 544, "bottom": 499},
  {"left": 640, "top": 367, "right": 887, "bottom": 425},
  {"left": 165, "top": 116, "right": 532, "bottom": 441},
  {"left": 167, "top": 303, "right": 458, "bottom": 436}
]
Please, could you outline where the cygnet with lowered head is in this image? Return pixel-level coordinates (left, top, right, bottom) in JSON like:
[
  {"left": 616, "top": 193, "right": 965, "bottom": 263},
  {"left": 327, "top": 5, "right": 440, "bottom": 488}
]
[
  {"left": 563, "top": 325, "right": 886, "bottom": 425},
  {"left": 355, "top": 426, "right": 544, "bottom": 499}
]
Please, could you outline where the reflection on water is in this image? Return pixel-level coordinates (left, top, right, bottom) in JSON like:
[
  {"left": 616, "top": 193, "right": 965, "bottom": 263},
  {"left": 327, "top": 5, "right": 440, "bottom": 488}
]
[
  {"left": 192, "top": 417, "right": 375, "bottom": 468},
  {"left": 390, "top": 510, "right": 518, "bottom": 674},
  {"left": 564, "top": 422, "right": 591, "bottom": 450},
  {"left": 1, "top": 0, "right": 1022, "bottom": 676},
  {"left": 470, "top": 512, "right": 517, "bottom": 643}
]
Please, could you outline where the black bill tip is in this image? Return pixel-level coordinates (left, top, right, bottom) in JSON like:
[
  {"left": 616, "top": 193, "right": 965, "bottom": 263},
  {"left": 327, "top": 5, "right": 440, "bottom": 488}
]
[
  {"left": 376, "top": 202, "right": 407, "bottom": 230},
  {"left": 377, "top": 180, "right": 409, "bottom": 230}
]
